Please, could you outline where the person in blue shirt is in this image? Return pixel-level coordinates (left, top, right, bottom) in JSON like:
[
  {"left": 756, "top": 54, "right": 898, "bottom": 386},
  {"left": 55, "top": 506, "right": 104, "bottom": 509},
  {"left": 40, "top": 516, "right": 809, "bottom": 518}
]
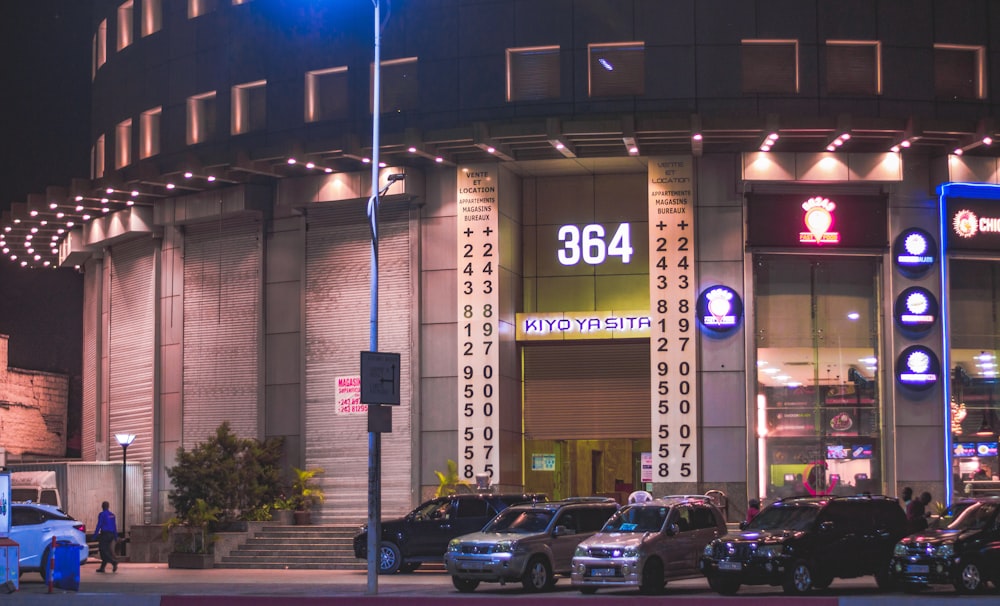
[{"left": 93, "top": 501, "right": 119, "bottom": 572}]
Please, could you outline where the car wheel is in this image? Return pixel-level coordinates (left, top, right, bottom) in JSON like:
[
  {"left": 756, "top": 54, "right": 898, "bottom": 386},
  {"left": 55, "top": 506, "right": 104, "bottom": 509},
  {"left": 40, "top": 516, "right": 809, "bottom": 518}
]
[
  {"left": 579, "top": 587, "right": 598, "bottom": 595},
  {"left": 639, "top": 558, "right": 665, "bottom": 595},
  {"left": 708, "top": 576, "right": 741, "bottom": 596},
  {"left": 954, "top": 560, "right": 984, "bottom": 594},
  {"left": 783, "top": 560, "right": 814, "bottom": 595},
  {"left": 378, "top": 541, "right": 402, "bottom": 574},
  {"left": 401, "top": 562, "right": 422, "bottom": 573},
  {"left": 38, "top": 547, "right": 52, "bottom": 582},
  {"left": 521, "top": 555, "right": 553, "bottom": 592},
  {"left": 874, "top": 564, "right": 896, "bottom": 592},
  {"left": 902, "top": 582, "right": 925, "bottom": 594},
  {"left": 451, "top": 577, "right": 480, "bottom": 593}
]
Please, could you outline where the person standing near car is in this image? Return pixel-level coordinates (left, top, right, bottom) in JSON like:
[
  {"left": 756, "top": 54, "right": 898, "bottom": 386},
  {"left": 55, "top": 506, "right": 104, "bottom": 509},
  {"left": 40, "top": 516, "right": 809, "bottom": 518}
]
[
  {"left": 899, "top": 486, "right": 913, "bottom": 510},
  {"left": 93, "top": 501, "right": 119, "bottom": 573},
  {"left": 905, "top": 491, "right": 932, "bottom": 533}
]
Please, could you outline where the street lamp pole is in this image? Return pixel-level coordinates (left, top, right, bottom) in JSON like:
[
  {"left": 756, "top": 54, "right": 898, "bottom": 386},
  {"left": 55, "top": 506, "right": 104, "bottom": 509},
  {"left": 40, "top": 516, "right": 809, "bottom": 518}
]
[
  {"left": 115, "top": 433, "right": 136, "bottom": 555},
  {"left": 366, "top": 0, "right": 383, "bottom": 595}
]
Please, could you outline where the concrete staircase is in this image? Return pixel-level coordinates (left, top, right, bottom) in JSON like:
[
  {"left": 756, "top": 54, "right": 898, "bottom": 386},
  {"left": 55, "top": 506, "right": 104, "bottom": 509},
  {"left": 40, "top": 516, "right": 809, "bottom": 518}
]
[{"left": 217, "top": 524, "right": 366, "bottom": 570}]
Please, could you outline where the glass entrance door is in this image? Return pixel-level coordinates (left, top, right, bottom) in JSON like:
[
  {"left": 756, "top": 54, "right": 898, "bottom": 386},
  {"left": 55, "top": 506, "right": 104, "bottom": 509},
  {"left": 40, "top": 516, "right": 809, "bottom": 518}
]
[{"left": 753, "top": 255, "right": 884, "bottom": 500}]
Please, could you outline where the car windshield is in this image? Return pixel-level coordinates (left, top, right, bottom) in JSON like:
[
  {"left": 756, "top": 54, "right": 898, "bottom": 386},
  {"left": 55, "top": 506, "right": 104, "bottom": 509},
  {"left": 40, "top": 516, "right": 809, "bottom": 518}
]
[
  {"left": 602, "top": 505, "right": 668, "bottom": 533},
  {"left": 947, "top": 502, "right": 999, "bottom": 531},
  {"left": 411, "top": 499, "right": 450, "bottom": 520},
  {"left": 744, "top": 505, "right": 818, "bottom": 531},
  {"left": 484, "top": 509, "right": 554, "bottom": 533}
]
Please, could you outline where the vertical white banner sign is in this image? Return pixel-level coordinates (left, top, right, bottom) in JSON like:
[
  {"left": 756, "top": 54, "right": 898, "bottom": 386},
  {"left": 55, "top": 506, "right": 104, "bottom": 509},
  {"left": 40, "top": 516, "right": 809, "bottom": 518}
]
[
  {"left": 457, "top": 165, "right": 500, "bottom": 482},
  {"left": 648, "top": 157, "right": 698, "bottom": 482}
]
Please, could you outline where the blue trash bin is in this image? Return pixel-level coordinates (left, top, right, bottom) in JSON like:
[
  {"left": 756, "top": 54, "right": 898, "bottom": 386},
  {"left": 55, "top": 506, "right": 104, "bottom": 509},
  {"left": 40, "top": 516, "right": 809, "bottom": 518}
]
[{"left": 51, "top": 541, "right": 83, "bottom": 591}]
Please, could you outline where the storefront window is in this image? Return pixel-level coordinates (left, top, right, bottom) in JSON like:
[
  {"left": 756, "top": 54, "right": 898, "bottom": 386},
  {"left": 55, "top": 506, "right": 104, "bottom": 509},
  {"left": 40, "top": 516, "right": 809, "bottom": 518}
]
[
  {"left": 753, "top": 255, "right": 883, "bottom": 500},
  {"left": 949, "top": 260, "right": 1000, "bottom": 497}
]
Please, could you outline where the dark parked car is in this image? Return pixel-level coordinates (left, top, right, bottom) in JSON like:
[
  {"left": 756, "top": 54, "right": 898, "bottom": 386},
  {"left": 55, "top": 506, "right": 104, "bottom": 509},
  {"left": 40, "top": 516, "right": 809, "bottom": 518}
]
[
  {"left": 353, "top": 492, "right": 545, "bottom": 573},
  {"left": 572, "top": 495, "right": 727, "bottom": 595},
  {"left": 890, "top": 496, "right": 1000, "bottom": 593},
  {"left": 444, "top": 497, "right": 619, "bottom": 592},
  {"left": 699, "top": 495, "right": 907, "bottom": 595}
]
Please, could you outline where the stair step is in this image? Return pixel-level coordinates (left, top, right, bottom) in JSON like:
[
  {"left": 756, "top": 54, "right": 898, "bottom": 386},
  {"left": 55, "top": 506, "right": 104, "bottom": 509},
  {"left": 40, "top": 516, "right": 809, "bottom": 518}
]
[
  {"left": 216, "top": 562, "right": 366, "bottom": 570},
  {"left": 217, "top": 524, "right": 366, "bottom": 570}
]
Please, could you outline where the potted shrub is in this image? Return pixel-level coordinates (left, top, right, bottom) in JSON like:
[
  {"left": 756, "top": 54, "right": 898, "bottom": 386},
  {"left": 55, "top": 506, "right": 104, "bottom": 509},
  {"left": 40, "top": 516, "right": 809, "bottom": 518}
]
[
  {"left": 291, "top": 467, "right": 325, "bottom": 525},
  {"left": 165, "top": 498, "right": 220, "bottom": 569},
  {"left": 269, "top": 494, "right": 296, "bottom": 525}
]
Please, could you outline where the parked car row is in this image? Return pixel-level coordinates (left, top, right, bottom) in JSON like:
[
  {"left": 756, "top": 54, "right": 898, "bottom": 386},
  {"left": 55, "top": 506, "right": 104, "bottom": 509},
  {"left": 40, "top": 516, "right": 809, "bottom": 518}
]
[{"left": 355, "top": 492, "right": 1000, "bottom": 596}]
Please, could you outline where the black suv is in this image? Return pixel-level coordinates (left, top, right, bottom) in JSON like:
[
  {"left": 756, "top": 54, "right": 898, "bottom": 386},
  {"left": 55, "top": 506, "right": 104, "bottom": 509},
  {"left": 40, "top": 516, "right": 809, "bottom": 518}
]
[
  {"left": 353, "top": 492, "right": 546, "bottom": 573},
  {"left": 699, "top": 495, "right": 907, "bottom": 595},
  {"left": 890, "top": 496, "right": 1000, "bottom": 593}
]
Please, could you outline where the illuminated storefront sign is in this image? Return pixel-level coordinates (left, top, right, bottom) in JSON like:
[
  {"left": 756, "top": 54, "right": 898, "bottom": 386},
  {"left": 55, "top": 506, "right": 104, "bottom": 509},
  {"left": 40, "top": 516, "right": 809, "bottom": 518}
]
[
  {"left": 893, "top": 228, "right": 936, "bottom": 275},
  {"left": 944, "top": 193, "right": 1000, "bottom": 252},
  {"left": 696, "top": 286, "right": 743, "bottom": 333},
  {"left": 557, "top": 223, "right": 634, "bottom": 265},
  {"left": 893, "top": 286, "right": 938, "bottom": 332},
  {"left": 516, "top": 311, "right": 650, "bottom": 341},
  {"left": 799, "top": 197, "right": 840, "bottom": 244},
  {"left": 747, "top": 193, "right": 887, "bottom": 248},
  {"left": 895, "top": 345, "right": 940, "bottom": 389}
]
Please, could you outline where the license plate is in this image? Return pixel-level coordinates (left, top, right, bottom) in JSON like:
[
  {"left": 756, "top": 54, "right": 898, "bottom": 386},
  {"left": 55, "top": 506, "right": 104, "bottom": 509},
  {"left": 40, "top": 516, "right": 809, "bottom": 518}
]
[
  {"left": 461, "top": 560, "right": 486, "bottom": 570},
  {"left": 719, "top": 561, "right": 742, "bottom": 571},
  {"left": 905, "top": 564, "right": 929, "bottom": 574},
  {"left": 588, "top": 567, "right": 616, "bottom": 577}
]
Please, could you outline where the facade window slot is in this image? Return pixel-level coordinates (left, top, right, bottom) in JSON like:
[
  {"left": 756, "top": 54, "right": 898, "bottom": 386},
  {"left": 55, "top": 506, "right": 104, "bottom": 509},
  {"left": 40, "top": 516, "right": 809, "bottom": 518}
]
[
  {"left": 742, "top": 39, "right": 799, "bottom": 94},
  {"left": 507, "top": 46, "right": 560, "bottom": 102},
  {"left": 305, "top": 67, "right": 349, "bottom": 123},
  {"left": 588, "top": 42, "right": 645, "bottom": 97}
]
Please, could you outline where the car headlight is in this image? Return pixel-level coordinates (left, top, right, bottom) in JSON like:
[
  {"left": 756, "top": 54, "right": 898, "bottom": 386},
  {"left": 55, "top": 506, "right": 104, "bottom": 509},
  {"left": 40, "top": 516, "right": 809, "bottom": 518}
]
[
  {"left": 575, "top": 545, "right": 588, "bottom": 557},
  {"left": 704, "top": 543, "right": 714, "bottom": 557},
  {"left": 757, "top": 545, "right": 784, "bottom": 558},
  {"left": 893, "top": 543, "right": 908, "bottom": 557},
  {"left": 493, "top": 540, "right": 516, "bottom": 553},
  {"left": 448, "top": 539, "right": 462, "bottom": 553},
  {"left": 935, "top": 543, "right": 954, "bottom": 558},
  {"left": 622, "top": 546, "right": 640, "bottom": 558}
]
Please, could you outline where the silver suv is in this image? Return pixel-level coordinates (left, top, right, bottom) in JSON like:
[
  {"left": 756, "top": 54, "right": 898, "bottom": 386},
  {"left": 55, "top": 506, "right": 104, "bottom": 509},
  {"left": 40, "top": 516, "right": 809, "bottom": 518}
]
[
  {"left": 444, "top": 497, "right": 619, "bottom": 592},
  {"left": 572, "top": 495, "right": 726, "bottom": 595}
]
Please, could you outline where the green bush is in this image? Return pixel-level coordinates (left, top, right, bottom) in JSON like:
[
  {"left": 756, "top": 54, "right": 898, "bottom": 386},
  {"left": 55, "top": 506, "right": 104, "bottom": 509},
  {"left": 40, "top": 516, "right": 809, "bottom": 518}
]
[{"left": 165, "top": 422, "right": 284, "bottom": 522}]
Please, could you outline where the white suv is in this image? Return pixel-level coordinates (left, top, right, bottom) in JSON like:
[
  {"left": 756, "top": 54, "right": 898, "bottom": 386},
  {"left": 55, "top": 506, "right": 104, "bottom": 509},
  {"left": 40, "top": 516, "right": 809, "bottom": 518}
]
[
  {"left": 572, "top": 495, "right": 726, "bottom": 595},
  {"left": 11, "top": 502, "right": 90, "bottom": 580}
]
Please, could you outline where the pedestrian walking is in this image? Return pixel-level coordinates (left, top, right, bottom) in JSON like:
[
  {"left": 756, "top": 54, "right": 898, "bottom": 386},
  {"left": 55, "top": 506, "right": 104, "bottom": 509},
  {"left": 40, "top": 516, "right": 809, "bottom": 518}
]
[{"left": 93, "top": 501, "right": 119, "bottom": 573}]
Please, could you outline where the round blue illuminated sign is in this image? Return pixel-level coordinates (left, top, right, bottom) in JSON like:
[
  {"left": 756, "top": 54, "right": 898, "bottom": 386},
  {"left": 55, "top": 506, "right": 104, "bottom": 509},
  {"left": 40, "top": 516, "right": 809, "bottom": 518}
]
[
  {"left": 893, "top": 228, "right": 936, "bottom": 277},
  {"left": 696, "top": 286, "right": 743, "bottom": 333},
  {"left": 893, "top": 286, "right": 938, "bottom": 333},
  {"left": 895, "top": 345, "right": 940, "bottom": 390}
]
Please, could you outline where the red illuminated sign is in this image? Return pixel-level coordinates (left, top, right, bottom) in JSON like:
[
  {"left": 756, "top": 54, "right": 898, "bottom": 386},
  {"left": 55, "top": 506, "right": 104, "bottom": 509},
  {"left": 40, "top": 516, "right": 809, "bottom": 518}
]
[
  {"left": 798, "top": 197, "right": 840, "bottom": 244},
  {"left": 746, "top": 194, "right": 886, "bottom": 249}
]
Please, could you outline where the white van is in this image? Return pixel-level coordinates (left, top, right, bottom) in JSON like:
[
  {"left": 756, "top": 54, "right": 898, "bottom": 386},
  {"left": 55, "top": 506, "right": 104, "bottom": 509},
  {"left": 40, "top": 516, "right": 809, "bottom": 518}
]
[{"left": 11, "top": 471, "right": 62, "bottom": 508}]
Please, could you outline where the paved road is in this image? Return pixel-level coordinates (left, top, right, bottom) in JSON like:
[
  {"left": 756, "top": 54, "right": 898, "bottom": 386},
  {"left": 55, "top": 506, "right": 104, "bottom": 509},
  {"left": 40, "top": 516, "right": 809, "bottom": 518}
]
[{"left": 5, "top": 560, "right": 997, "bottom": 606}]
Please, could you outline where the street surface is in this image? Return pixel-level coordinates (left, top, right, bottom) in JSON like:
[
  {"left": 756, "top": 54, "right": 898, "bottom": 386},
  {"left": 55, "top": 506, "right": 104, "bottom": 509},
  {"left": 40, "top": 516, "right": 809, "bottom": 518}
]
[{"left": 5, "top": 560, "right": 998, "bottom": 606}]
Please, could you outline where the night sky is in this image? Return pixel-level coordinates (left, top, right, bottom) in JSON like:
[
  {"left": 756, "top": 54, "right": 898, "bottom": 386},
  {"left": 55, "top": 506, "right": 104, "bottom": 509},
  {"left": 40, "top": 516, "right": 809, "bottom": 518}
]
[
  {"left": 1, "top": 1, "right": 94, "bottom": 452},
  {"left": 0, "top": 0, "right": 92, "bottom": 375}
]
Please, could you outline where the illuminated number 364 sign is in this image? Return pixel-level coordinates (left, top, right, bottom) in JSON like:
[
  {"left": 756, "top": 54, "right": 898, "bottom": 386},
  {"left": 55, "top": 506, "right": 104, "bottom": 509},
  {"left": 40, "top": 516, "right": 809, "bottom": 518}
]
[{"left": 558, "top": 223, "right": 633, "bottom": 265}]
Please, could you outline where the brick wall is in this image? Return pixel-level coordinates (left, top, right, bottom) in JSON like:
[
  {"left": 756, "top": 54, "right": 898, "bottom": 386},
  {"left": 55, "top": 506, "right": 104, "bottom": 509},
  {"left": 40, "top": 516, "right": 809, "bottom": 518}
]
[{"left": 0, "top": 334, "right": 70, "bottom": 458}]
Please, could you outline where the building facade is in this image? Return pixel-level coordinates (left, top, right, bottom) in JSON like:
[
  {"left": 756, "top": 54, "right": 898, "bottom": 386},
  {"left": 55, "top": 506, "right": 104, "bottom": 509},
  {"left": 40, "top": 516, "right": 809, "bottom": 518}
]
[
  {"left": 3, "top": 0, "right": 1000, "bottom": 529},
  {"left": 0, "top": 335, "right": 71, "bottom": 460}
]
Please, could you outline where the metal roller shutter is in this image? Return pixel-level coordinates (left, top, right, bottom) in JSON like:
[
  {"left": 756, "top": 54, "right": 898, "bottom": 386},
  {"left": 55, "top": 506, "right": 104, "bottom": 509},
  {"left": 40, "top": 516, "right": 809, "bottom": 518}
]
[
  {"left": 182, "top": 216, "right": 262, "bottom": 445},
  {"left": 82, "top": 260, "right": 100, "bottom": 461},
  {"left": 305, "top": 201, "right": 412, "bottom": 521},
  {"left": 108, "top": 237, "right": 156, "bottom": 525},
  {"left": 523, "top": 342, "right": 649, "bottom": 440}
]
